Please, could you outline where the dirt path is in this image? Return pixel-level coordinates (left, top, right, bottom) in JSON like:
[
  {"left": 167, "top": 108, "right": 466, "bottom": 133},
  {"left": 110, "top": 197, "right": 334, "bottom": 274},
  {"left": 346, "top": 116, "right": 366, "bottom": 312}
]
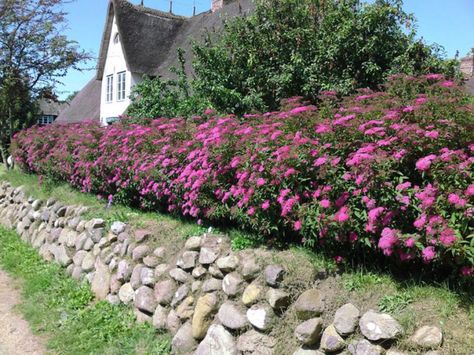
[{"left": 0, "top": 269, "right": 46, "bottom": 355}]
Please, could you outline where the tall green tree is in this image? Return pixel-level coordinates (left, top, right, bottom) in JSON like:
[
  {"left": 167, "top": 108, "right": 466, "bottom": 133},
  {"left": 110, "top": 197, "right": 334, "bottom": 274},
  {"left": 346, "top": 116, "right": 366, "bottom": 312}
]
[
  {"left": 0, "top": 0, "right": 89, "bottom": 164},
  {"left": 193, "top": 0, "right": 459, "bottom": 114}
]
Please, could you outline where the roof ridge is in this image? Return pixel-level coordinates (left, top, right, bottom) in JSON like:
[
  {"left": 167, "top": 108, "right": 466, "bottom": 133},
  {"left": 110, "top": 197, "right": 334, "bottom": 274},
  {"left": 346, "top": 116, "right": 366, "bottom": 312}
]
[{"left": 117, "top": 0, "right": 187, "bottom": 21}]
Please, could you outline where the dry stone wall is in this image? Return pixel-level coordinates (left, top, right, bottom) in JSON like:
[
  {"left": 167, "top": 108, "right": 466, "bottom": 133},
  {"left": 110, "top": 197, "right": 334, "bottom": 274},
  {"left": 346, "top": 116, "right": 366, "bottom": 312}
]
[{"left": 0, "top": 182, "right": 444, "bottom": 355}]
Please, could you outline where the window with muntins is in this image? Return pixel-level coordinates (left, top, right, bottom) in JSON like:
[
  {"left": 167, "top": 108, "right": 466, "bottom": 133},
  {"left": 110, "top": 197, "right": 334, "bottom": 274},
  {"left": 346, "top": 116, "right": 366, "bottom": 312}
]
[
  {"left": 117, "top": 71, "right": 126, "bottom": 101},
  {"left": 106, "top": 74, "right": 113, "bottom": 102}
]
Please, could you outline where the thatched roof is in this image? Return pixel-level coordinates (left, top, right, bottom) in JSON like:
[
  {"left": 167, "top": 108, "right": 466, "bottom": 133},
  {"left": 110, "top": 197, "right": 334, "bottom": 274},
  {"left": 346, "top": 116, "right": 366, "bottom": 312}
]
[
  {"left": 55, "top": 78, "right": 101, "bottom": 123},
  {"left": 37, "top": 98, "right": 67, "bottom": 116},
  {"left": 97, "top": 0, "right": 254, "bottom": 79}
]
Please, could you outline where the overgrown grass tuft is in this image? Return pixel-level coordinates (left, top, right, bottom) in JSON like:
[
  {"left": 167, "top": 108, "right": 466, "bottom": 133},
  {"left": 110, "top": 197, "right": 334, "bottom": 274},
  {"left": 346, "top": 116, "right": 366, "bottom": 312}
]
[{"left": 0, "top": 225, "right": 171, "bottom": 354}]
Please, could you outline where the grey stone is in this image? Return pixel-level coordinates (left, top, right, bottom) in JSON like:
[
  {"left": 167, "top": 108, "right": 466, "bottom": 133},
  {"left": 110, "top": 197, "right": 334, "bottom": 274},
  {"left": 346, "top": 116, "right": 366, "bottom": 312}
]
[
  {"left": 153, "top": 246, "right": 166, "bottom": 259},
  {"left": 130, "top": 264, "right": 144, "bottom": 289},
  {"left": 117, "top": 231, "right": 129, "bottom": 242},
  {"left": 31, "top": 199, "right": 42, "bottom": 211},
  {"left": 83, "top": 237, "right": 94, "bottom": 251},
  {"left": 106, "top": 294, "right": 120, "bottom": 305},
  {"left": 176, "top": 251, "right": 198, "bottom": 270},
  {"left": 53, "top": 244, "right": 72, "bottom": 266},
  {"left": 85, "top": 218, "right": 105, "bottom": 230},
  {"left": 195, "top": 324, "right": 238, "bottom": 355},
  {"left": 88, "top": 228, "right": 104, "bottom": 243},
  {"left": 116, "top": 260, "right": 132, "bottom": 282},
  {"left": 192, "top": 265, "right": 207, "bottom": 279},
  {"left": 267, "top": 288, "right": 290, "bottom": 310},
  {"left": 71, "top": 266, "right": 83, "bottom": 280},
  {"left": 320, "top": 324, "right": 345, "bottom": 352},
  {"left": 140, "top": 267, "right": 155, "bottom": 286},
  {"left": 192, "top": 281, "right": 202, "bottom": 293},
  {"left": 143, "top": 255, "right": 159, "bottom": 268},
  {"left": 241, "top": 257, "right": 260, "bottom": 281},
  {"left": 294, "top": 289, "right": 325, "bottom": 320},
  {"left": 132, "top": 245, "right": 150, "bottom": 261},
  {"left": 236, "top": 329, "right": 277, "bottom": 354},
  {"left": 176, "top": 296, "right": 195, "bottom": 320},
  {"left": 155, "top": 279, "right": 176, "bottom": 306},
  {"left": 334, "top": 303, "right": 360, "bottom": 336},
  {"left": 247, "top": 304, "right": 274, "bottom": 331},
  {"left": 154, "top": 263, "right": 169, "bottom": 278},
  {"left": 91, "top": 258, "right": 111, "bottom": 300},
  {"left": 222, "top": 272, "right": 243, "bottom": 296},
  {"left": 171, "top": 284, "right": 190, "bottom": 307},
  {"left": 109, "top": 274, "right": 122, "bottom": 294},
  {"left": 199, "top": 247, "right": 220, "bottom": 265},
  {"left": 359, "top": 310, "right": 403, "bottom": 341},
  {"left": 216, "top": 254, "right": 239, "bottom": 273},
  {"left": 202, "top": 278, "right": 222, "bottom": 293},
  {"left": 409, "top": 326, "right": 443, "bottom": 349},
  {"left": 75, "top": 232, "right": 88, "bottom": 251},
  {"left": 110, "top": 221, "right": 126, "bottom": 235},
  {"left": 264, "top": 265, "right": 285, "bottom": 286},
  {"left": 217, "top": 302, "right": 248, "bottom": 330},
  {"left": 172, "top": 322, "right": 197, "bottom": 354},
  {"left": 169, "top": 268, "right": 190, "bottom": 283},
  {"left": 134, "top": 286, "right": 157, "bottom": 314},
  {"left": 184, "top": 236, "right": 201, "bottom": 250},
  {"left": 81, "top": 253, "right": 97, "bottom": 273},
  {"left": 118, "top": 283, "right": 135, "bottom": 304},
  {"left": 292, "top": 348, "right": 324, "bottom": 355},
  {"left": 134, "top": 309, "right": 152, "bottom": 324},
  {"left": 348, "top": 339, "right": 384, "bottom": 355},
  {"left": 295, "top": 318, "right": 323, "bottom": 345},
  {"left": 72, "top": 250, "right": 88, "bottom": 266},
  {"left": 153, "top": 305, "right": 168, "bottom": 329},
  {"left": 166, "top": 309, "right": 181, "bottom": 335},
  {"left": 208, "top": 265, "right": 224, "bottom": 279}
]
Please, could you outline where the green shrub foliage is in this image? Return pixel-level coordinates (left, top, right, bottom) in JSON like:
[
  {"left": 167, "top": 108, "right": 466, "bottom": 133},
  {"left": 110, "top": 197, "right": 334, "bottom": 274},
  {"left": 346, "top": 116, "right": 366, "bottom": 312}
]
[{"left": 192, "top": 0, "right": 459, "bottom": 114}]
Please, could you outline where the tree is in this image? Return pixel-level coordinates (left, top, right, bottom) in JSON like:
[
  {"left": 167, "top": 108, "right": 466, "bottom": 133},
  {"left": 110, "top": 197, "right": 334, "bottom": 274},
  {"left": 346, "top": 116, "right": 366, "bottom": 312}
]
[
  {"left": 193, "top": 0, "right": 459, "bottom": 115},
  {"left": 0, "top": 0, "right": 89, "bottom": 165}
]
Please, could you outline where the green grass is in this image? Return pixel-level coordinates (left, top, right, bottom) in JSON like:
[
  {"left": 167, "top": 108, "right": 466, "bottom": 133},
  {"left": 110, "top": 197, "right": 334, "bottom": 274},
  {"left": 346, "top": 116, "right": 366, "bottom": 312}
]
[{"left": 0, "top": 225, "right": 171, "bottom": 355}]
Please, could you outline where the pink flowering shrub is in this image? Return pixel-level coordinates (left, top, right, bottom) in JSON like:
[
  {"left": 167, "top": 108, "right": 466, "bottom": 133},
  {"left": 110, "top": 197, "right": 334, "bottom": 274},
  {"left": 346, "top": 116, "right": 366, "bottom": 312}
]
[{"left": 11, "top": 75, "right": 474, "bottom": 274}]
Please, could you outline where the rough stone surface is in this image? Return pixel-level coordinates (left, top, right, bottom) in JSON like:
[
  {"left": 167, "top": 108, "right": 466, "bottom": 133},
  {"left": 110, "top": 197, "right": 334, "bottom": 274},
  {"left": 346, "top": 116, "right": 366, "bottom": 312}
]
[
  {"left": 241, "top": 257, "right": 260, "bottom": 281},
  {"left": 409, "top": 326, "right": 443, "bottom": 349},
  {"left": 143, "top": 255, "right": 159, "bottom": 268},
  {"left": 192, "top": 293, "right": 219, "bottom": 340},
  {"left": 134, "top": 286, "right": 157, "bottom": 314},
  {"left": 118, "top": 283, "right": 135, "bottom": 304},
  {"left": 195, "top": 324, "right": 238, "bottom": 355},
  {"left": 202, "top": 278, "right": 222, "bottom": 293},
  {"left": 359, "top": 310, "right": 403, "bottom": 341},
  {"left": 116, "top": 260, "right": 132, "bottom": 282},
  {"left": 184, "top": 236, "right": 201, "bottom": 250},
  {"left": 152, "top": 305, "right": 168, "bottom": 329},
  {"left": 192, "top": 265, "right": 207, "bottom": 279},
  {"left": 247, "top": 304, "right": 274, "bottom": 331},
  {"left": 176, "top": 251, "right": 198, "bottom": 270},
  {"left": 208, "top": 265, "right": 224, "bottom": 279},
  {"left": 166, "top": 309, "right": 181, "bottom": 335},
  {"left": 140, "top": 267, "right": 155, "bottom": 286},
  {"left": 176, "top": 296, "right": 195, "bottom": 320},
  {"left": 134, "top": 229, "right": 151, "bottom": 243},
  {"left": 171, "top": 284, "right": 190, "bottom": 307},
  {"left": 320, "top": 324, "right": 345, "bottom": 352},
  {"left": 199, "top": 247, "right": 220, "bottom": 265},
  {"left": 267, "top": 288, "right": 290, "bottom": 310},
  {"left": 264, "top": 265, "right": 285, "bottom": 286},
  {"left": 348, "top": 339, "right": 384, "bottom": 355},
  {"left": 294, "top": 289, "right": 325, "bottom": 320},
  {"left": 132, "top": 245, "right": 150, "bottom": 261},
  {"left": 91, "top": 258, "right": 111, "bottom": 300},
  {"left": 155, "top": 279, "right": 176, "bottom": 306},
  {"left": 130, "top": 264, "right": 144, "bottom": 289},
  {"left": 222, "top": 272, "right": 243, "bottom": 296},
  {"left": 172, "top": 322, "right": 197, "bottom": 354},
  {"left": 334, "top": 303, "right": 360, "bottom": 336},
  {"left": 237, "top": 329, "right": 277, "bottom": 354},
  {"left": 294, "top": 317, "right": 323, "bottom": 345},
  {"left": 242, "top": 283, "right": 263, "bottom": 306},
  {"left": 169, "top": 268, "right": 190, "bottom": 283},
  {"left": 216, "top": 254, "right": 239, "bottom": 273},
  {"left": 110, "top": 221, "right": 126, "bottom": 235},
  {"left": 292, "top": 348, "right": 324, "bottom": 355},
  {"left": 217, "top": 302, "right": 248, "bottom": 330}
]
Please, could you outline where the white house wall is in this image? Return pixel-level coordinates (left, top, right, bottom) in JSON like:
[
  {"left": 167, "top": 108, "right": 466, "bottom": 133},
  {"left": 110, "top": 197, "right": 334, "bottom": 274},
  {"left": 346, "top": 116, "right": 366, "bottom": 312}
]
[{"left": 100, "top": 15, "right": 142, "bottom": 125}]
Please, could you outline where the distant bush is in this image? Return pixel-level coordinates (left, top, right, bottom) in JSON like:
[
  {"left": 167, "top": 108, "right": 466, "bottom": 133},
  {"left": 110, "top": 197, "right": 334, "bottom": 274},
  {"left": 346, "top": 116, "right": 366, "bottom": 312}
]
[
  {"left": 12, "top": 75, "right": 474, "bottom": 275},
  {"left": 192, "top": 0, "right": 460, "bottom": 114}
]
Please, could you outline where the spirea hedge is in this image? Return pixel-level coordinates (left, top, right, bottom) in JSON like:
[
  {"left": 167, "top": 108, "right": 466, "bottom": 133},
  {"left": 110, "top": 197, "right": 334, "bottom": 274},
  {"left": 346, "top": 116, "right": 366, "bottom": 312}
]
[{"left": 12, "top": 75, "right": 474, "bottom": 275}]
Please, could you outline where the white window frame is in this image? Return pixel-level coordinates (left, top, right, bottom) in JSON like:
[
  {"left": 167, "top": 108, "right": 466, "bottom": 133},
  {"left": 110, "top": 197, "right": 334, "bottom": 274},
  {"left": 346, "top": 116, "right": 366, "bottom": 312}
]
[
  {"left": 106, "top": 74, "right": 113, "bottom": 103},
  {"left": 117, "top": 71, "right": 126, "bottom": 101}
]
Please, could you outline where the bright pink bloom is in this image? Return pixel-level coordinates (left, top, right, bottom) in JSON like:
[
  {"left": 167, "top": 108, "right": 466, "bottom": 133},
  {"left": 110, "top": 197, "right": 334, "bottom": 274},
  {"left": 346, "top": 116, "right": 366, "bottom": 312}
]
[
  {"left": 320, "top": 199, "right": 331, "bottom": 208},
  {"left": 256, "top": 178, "right": 266, "bottom": 186},
  {"left": 294, "top": 220, "right": 302, "bottom": 231},
  {"left": 334, "top": 206, "right": 350, "bottom": 223},
  {"left": 448, "top": 193, "right": 467, "bottom": 208},
  {"left": 413, "top": 214, "right": 427, "bottom": 229},
  {"left": 422, "top": 246, "right": 436, "bottom": 262},
  {"left": 439, "top": 228, "right": 457, "bottom": 247},
  {"left": 415, "top": 154, "right": 437, "bottom": 171},
  {"left": 405, "top": 237, "right": 415, "bottom": 248},
  {"left": 261, "top": 200, "right": 270, "bottom": 210}
]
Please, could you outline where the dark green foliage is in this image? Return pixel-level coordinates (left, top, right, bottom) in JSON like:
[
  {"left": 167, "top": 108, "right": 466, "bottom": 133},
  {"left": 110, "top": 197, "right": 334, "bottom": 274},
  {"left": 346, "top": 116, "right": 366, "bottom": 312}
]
[{"left": 192, "top": 0, "right": 460, "bottom": 114}]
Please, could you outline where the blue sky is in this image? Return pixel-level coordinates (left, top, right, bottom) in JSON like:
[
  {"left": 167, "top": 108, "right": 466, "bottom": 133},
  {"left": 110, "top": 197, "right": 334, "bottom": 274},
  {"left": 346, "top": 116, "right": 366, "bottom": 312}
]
[{"left": 57, "top": 0, "right": 474, "bottom": 100}]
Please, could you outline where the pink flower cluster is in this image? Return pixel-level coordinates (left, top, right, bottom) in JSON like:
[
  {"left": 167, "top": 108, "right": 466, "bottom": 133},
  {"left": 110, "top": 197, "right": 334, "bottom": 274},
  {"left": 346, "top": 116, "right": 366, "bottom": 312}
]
[{"left": 11, "top": 74, "right": 474, "bottom": 274}]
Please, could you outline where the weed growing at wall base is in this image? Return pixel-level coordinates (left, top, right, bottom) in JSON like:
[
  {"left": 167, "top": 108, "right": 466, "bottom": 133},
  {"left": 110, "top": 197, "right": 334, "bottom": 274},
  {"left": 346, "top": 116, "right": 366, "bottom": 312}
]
[{"left": 0, "top": 226, "right": 171, "bottom": 355}]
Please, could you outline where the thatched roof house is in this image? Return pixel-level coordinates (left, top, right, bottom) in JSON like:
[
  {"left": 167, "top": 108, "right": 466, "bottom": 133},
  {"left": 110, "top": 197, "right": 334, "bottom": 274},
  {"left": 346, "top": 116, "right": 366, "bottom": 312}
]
[
  {"left": 56, "top": 0, "right": 253, "bottom": 125},
  {"left": 36, "top": 98, "right": 68, "bottom": 125}
]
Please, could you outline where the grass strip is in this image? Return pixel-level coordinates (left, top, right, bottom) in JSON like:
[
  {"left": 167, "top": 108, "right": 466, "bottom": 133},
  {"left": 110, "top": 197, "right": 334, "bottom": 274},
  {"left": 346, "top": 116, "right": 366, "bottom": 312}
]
[{"left": 0, "top": 225, "right": 171, "bottom": 355}]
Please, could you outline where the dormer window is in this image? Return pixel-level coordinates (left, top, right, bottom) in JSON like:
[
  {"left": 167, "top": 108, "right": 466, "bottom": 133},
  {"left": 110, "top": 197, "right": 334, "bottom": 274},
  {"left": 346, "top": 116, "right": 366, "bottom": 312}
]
[{"left": 113, "top": 33, "right": 120, "bottom": 44}]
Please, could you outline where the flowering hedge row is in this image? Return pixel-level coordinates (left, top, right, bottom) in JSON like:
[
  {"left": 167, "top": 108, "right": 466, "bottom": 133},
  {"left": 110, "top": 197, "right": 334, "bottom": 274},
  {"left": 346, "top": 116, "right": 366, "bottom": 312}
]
[{"left": 12, "top": 75, "right": 474, "bottom": 275}]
